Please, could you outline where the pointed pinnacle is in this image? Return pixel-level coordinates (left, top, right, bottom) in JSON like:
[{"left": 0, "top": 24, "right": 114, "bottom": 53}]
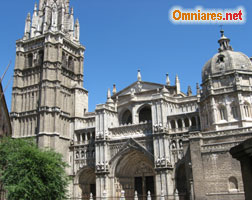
[{"left": 137, "top": 69, "right": 142, "bottom": 81}]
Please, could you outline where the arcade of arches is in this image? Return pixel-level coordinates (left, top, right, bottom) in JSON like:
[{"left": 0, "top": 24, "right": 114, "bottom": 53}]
[{"left": 120, "top": 105, "right": 152, "bottom": 125}]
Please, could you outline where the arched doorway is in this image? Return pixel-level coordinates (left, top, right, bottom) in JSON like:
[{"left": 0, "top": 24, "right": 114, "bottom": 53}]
[
  {"left": 114, "top": 150, "right": 155, "bottom": 200},
  {"left": 79, "top": 168, "right": 96, "bottom": 199}
]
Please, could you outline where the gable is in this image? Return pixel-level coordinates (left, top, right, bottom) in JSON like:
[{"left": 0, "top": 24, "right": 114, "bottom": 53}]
[
  {"left": 109, "top": 138, "right": 154, "bottom": 164},
  {"left": 113, "top": 81, "right": 167, "bottom": 97}
]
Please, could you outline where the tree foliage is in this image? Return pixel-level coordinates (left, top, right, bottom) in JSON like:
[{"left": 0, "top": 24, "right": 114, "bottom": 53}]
[{"left": 0, "top": 137, "right": 70, "bottom": 200}]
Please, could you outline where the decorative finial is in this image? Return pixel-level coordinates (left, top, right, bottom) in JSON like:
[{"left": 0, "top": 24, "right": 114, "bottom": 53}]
[
  {"left": 24, "top": 13, "right": 31, "bottom": 39},
  {"left": 161, "top": 85, "right": 169, "bottom": 95},
  {"left": 74, "top": 19, "right": 80, "bottom": 41},
  {"left": 113, "top": 84, "right": 117, "bottom": 95},
  {"left": 90, "top": 193, "right": 93, "bottom": 200},
  {"left": 147, "top": 191, "right": 151, "bottom": 200},
  {"left": 220, "top": 25, "right": 224, "bottom": 35},
  {"left": 107, "top": 88, "right": 113, "bottom": 104},
  {"left": 175, "top": 74, "right": 180, "bottom": 94},
  {"left": 134, "top": 191, "right": 138, "bottom": 200},
  {"left": 137, "top": 69, "right": 142, "bottom": 81},
  {"left": 166, "top": 73, "right": 170, "bottom": 86},
  {"left": 107, "top": 88, "right": 111, "bottom": 99},
  {"left": 27, "top": 12, "right": 31, "bottom": 20},
  {"left": 196, "top": 83, "right": 200, "bottom": 95},
  {"left": 75, "top": 18, "right": 79, "bottom": 25},
  {"left": 34, "top": 3, "right": 38, "bottom": 11}
]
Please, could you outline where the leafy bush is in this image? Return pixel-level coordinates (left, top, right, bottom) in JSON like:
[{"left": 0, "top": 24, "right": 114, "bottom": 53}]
[{"left": 0, "top": 137, "right": 70, "bottom": 200}]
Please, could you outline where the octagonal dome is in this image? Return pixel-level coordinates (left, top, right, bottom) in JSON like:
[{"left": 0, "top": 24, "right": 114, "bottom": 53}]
[{"left": 202, "top": 30, "right": 252, "bottom": 82}]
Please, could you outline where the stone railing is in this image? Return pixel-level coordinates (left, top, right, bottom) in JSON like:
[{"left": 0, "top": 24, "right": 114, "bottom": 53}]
[
  {"left": 167, "top": 126, "right": 200, "bottom": 134},
  {"left": 109, "top": 122, "right": 152, "bottom": 138},
  {"left": 202, "top": 126, "right": 252, "bottom": 138},
  {"left": 74, "top": 145, "right": 95, "bottom": 170},
  {"left": 75, "top": 158, "right": 95, "bottom": 170}
]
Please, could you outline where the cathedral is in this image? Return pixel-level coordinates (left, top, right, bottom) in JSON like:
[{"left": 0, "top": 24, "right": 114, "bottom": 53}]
[{"left": 9, "top": 0, "right": 252, "bottom": 199}]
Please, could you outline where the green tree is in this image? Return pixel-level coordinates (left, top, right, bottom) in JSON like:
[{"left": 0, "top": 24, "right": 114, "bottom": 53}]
[{"left": 0, "top": 137, "right": 70, "bottom": 200}]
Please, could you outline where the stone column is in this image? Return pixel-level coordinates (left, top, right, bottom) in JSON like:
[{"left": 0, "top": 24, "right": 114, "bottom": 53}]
[
  {"left": 188, "top": 132, "right": 206, "bottom": 200},
  {"left": 155, "top": 169, "right": 174, "bottom": 200},
  {"left": 96, "top": 174, "right": 110, "bottom": 199}
]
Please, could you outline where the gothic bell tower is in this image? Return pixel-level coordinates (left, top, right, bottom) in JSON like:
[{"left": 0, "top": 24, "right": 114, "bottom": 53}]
[{"left": 10, "top": 0, "right": 88, "bottom": 158}]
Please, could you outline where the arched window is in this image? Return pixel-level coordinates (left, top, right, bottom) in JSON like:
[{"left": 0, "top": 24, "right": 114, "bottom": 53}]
[
  {"left": 38, "top": 50, "right": 44, "bottom": 66},
  {"left": 177, "top": 119, "right": 182, "bottom": 129},
  {"left": 191, "top": 116, "right": 196, "bottom": 127},
  {"left": 28, "top": 53, "right": 33, "bottom": 67},
  {"left": 184, "top": 118, "right": 189, "bottom": 127},
  {"left": 76, "top": 151, "right": 80, "bottom": 159},
  {"left": 229, "top": 177, "right": 238, "bottom": 192},
  {"left": 81, "top": 150, "right": 85, "bottom": 158},
  {"left": 171, "top": 140, "right": 177, "bottom": 149},
  {"left": 205, "top": 114, "right": 209, "bottom": 126},
  {"left": 197, "top": 116, "right": 201, "bottom": 126},
  {"left": 139, "top": 106, "right": 152, "bottom": 123},
  {"left": 62, "top": 52, "right": 67, "bottom": 68},
  {"left": 231, "top": 102, "right": 238, "bottom": 119},
  {"left": 170, "top": 120, "right": 176, "bottom": 129},
  {"left": 179, "top": 139, "right": 183, "bottom": 148},
  {"left": 218, "top": 105, "right": 227, "bottom": 121},
  {"left": 68, "top": 56, "right": 74, "bottom": 70},
  {"left": 121, "top": 109, "right": 132, "bottom": 125},
  {"left": 76, "top": 134, "right": 80, "bottom": 142},
  {"left": 244, "top": 102, "right": 251, "bottom": 118}
]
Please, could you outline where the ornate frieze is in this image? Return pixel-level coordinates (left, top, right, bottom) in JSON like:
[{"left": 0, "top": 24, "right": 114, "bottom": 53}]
[{"left": 109, "top": 122, "right": 152, "bottom": 138}]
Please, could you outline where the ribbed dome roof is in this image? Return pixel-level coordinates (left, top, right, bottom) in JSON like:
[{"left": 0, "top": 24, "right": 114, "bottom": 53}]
[{"left": 202, "top": 30, "right": 252, "bottom": 82}]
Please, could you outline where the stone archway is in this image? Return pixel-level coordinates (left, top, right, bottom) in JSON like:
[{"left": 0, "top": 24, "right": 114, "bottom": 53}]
[
  {"left": 114, "top": 150, "right": 155, "bottom": 200},
  {"left": 78, "top": 168, "right": 96, "bottom": 199}
]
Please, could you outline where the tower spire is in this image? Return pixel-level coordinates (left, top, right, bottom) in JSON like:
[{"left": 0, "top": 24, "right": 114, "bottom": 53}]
[
  {"left": 26, "top": 0, "right": 79, "bottom": 43},
  {"left": 69, "top": 7, "right": 74, "bottom": 39},
  {"left": 34, "top": 2, "right": 38, "bottom": 12},
  {"left": 107, "top": 88, "right": 114, "bottom": 104},
  {"left": 24, "top": 13, "right": 31, "bottom": 39},
  {"left": 175, "top": 74, "right": 180, "bottom": 94},
  {"left": 31, "top": 2, "right": 40, "bottom": 37},
  {"left": 74, "top": 19, "right": 80, "bottom": 41},
  {"left": 50, "top": 2, "right": 58, "bottom": 32},
  {"left": 166, "top": 73, "right": 170, "bottom": 86},
  {"left": 218, "top": 29, "right": 233, "bottom": 52}
]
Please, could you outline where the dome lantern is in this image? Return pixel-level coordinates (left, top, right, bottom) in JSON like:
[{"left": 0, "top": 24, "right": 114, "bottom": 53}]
[{"left": 218, "top": 29, "right": 233, "bottom": 52}]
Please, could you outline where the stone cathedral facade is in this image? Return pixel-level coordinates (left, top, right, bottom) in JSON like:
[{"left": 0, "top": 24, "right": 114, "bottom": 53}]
[{"left": 10, "top": 0, "right": 252, "bottom": 200}]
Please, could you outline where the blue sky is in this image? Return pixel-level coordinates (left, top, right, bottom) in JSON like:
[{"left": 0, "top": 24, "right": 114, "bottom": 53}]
[{"left": 0, "top": 0, "right": 252, "bottom": 112}]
